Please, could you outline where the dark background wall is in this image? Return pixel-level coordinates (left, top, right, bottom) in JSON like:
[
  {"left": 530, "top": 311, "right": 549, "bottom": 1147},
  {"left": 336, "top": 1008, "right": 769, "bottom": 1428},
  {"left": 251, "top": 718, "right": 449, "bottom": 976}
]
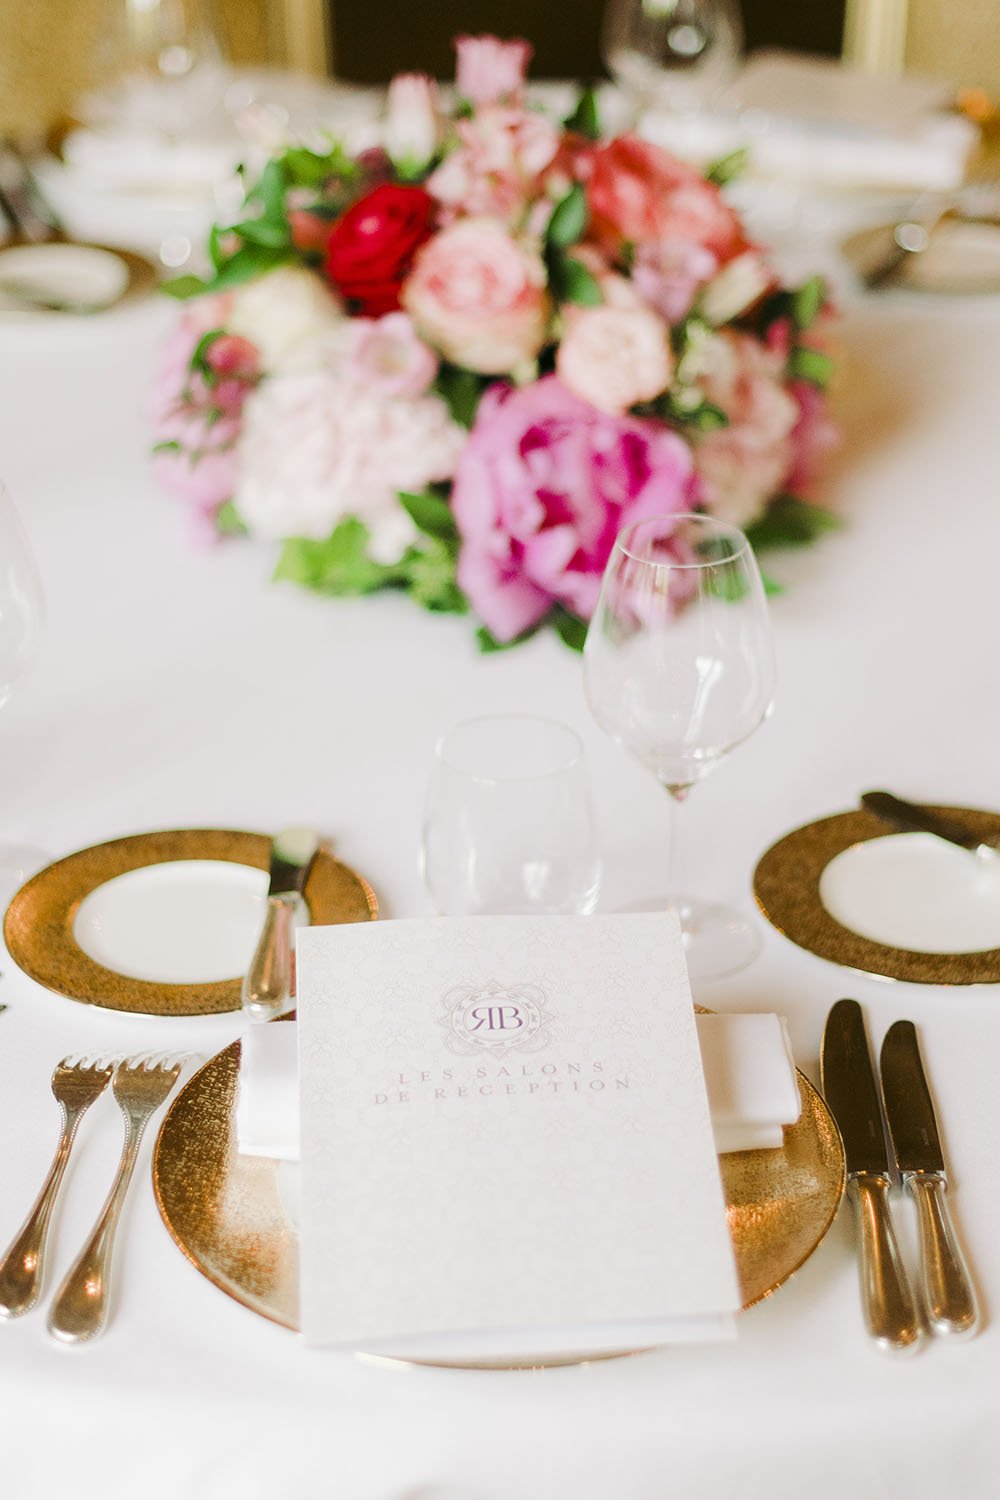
[{"left": 331, "top": 1, "right": 847, "bottom": 84}]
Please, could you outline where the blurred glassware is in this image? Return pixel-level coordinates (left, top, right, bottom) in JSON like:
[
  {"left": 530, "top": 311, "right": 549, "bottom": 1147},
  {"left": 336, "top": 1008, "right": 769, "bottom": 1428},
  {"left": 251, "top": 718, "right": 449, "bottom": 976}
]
[
  {"left": 422, "top": 715, "right": 602, "bottom": 917},
  {"left": 0, "top": 481, "right": 46, "bottom": 897},
  {"left": 583, "top": 512, "right": 773, "bottom": 980},
  {"left": 601, "top": 0, "right": 743, "bottom": 116},
  {"left": 79, "top": 0, "right": 229, "bottom": 143}
]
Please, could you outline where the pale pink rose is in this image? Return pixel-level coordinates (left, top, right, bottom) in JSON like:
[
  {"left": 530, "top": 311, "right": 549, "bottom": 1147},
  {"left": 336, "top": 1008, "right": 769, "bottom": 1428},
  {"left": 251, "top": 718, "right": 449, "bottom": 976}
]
[
  {"left": 428, "top": 107, "right": 559, "bottom": 224},
  {"left": 583, "top": 135, "right": 748, "bottom": 264},
  {"left": 556, "top": 302, "right": 672, "bottom": 415},
  {"left": 451, "top": 375, "right": 698, "bottom": 640},
  {"left": 455, "top": 34, "right": 531, "bottom": 107},
  {"left": 632, "top": 240, "right": 718, "bottom": 323},
  {"left": 692, "top": 331, "right": 800, "bottom": 528},
  {"left": 234, "top": 369, "right": 465, "bottom": 563},
  {"left": 402, "top": 219, "right": 549, "bottom": 374},
  {"left": 384, "top": 73, "right": 441, "bottom": 175},
  {"left": 343, "top": 312, "right": 438, "bottom": 398}
]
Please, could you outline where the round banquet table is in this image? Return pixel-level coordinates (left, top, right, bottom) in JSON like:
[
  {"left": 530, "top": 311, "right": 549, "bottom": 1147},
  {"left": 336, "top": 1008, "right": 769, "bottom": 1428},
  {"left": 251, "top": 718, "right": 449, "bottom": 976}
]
[{"left": 1, "top": 237, "right": 999, "bottom": 1500}]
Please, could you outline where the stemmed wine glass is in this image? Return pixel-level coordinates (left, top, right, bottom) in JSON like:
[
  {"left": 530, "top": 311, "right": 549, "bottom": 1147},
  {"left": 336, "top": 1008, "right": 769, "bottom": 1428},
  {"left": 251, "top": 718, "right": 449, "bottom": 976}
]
[
  {"left": 0, "top": 482, "right": 45, "bottom": 895},
  {"left": 601, "top": 0, "right": 743, "bottom": 116},
  {"left": 583, "top": 512, "right": 774, "bottom": 980}
]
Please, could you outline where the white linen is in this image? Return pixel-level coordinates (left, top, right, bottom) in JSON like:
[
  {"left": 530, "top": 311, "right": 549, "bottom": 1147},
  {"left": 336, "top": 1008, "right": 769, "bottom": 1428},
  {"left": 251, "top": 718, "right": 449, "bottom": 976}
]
[
  {"left": 237, "top": 1010, "right": 801, "bottom": 1160},
  {"left": 1, "top": 254, "right": 1000, "bottom": 1499}
]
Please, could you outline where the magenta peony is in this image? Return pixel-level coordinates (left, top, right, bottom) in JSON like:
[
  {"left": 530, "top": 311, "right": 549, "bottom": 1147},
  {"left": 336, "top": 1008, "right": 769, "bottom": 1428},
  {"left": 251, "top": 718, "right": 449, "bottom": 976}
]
[{"left": 451, "top": 376, "right": 699, "bottom": 641}]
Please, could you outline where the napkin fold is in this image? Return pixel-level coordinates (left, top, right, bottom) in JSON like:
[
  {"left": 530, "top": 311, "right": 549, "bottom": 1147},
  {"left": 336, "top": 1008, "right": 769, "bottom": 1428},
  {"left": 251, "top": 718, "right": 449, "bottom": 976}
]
[{"left": 236, "top": 1012, "right": 801, "bottom": 1160}]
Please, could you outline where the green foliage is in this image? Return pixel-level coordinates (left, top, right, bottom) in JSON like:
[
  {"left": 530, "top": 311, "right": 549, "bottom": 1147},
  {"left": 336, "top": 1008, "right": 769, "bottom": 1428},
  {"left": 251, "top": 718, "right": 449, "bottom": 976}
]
[
  {"left": 788, "top": 345, "right": 834, "bottom": 388},
  {"left": 705, "top": 148, "right": 749, "bottom": 187},
  {"left": 563, "top": 85, "right": 601, "bottom": 140},
  {"left": 399, "top": 489, "right": 459, "bottom": 542},
  {"left": 745, "top": 495, "right": 841, "bottom": 552},
  {"left": 215, "top": 500, "right": 248, "bottom": 536},
  {"left": 273, "top": 519, "right": 391, "bottom": 594},
  {"left": 434, "top": 364, "right": 487, "bottom": 428},
  {"left": 551, "top": 607, "right": 588, "bottom": 651},
  {"left": 790, "top": 275, "right": 825, "bottom": 331},
  {"left": 546, "top": 184, "right": 589, "bottom": 249},
  {"left": 159, "top": 274, "right": 208, "bottom": 300},
  {"left": 548, "top": 253, "right": 603, "bottom": 306}
]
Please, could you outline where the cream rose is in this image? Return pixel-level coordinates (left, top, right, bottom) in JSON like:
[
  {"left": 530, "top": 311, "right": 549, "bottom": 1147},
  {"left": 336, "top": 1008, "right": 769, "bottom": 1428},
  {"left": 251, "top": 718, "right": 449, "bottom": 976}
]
[
  {"left": 402, "top": 219, "right": 549, "bottom": 375},
  {"left": 228, "top": 265, "right": 343, "bottom": 373},
  {"left": 556, "top": 303, "right": 672, "bottom": 416}
]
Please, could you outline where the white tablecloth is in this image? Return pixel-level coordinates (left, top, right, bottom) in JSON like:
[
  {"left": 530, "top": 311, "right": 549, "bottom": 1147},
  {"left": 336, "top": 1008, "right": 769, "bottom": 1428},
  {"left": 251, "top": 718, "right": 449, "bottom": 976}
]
[{"left": 1, "top": 269, "right": 999, "bottom": 1499}]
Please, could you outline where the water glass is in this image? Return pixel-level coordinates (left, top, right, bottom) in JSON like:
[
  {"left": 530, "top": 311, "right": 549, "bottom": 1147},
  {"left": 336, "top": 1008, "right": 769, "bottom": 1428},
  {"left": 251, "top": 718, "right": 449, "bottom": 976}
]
[{"left": 422, "top": 715, "right": 602, "bottom": 917}]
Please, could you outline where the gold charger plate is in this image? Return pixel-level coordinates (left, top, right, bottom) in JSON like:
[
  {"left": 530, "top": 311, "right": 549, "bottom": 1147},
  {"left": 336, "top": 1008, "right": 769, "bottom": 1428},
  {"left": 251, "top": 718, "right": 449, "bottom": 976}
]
[
  {"left": 3, "top": 829, "right": 377, "bottom": 1017},
  {"left": 753, "top": 806, "right": 1000, "bottom": 985},
  {"left": 152, "top": 1037, "right": 845, "bottom": 1367}
]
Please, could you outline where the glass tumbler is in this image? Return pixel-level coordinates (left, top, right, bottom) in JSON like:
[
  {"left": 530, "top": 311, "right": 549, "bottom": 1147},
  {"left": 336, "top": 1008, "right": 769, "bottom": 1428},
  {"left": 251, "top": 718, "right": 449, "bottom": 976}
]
[{"left": 422, "top": 715, "right": 602, "bottom": 916}]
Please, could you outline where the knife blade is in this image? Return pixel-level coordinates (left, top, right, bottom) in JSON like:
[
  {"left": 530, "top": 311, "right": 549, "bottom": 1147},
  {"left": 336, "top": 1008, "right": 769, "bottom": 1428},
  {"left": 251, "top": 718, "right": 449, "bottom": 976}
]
[
  {"left": 860, "top": 790, "right": 998, "bottom": 862},
  {"left": 242, "top": 827, "right": 319, "bottom": 1021},
  {"left": 820, "top": 999, "right": 922, "bottom": 1352},
  {"left": 880, "top": 1020, "right": 980, "bottom": 1338}
]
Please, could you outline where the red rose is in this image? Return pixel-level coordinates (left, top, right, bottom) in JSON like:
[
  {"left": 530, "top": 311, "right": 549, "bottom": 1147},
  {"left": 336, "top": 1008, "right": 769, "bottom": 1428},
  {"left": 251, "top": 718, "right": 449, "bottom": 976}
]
[{"left": 323, "top": 183, "right": 436, "bottom": 315}]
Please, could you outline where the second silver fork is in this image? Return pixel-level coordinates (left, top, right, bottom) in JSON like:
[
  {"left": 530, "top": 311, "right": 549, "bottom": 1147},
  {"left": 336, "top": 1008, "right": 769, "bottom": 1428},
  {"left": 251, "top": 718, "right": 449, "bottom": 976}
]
[
  {"left": 47, "top": 1054, "right": 183, "bottom": 1344},
  {"left": 0, "top": 1055, "right": 115, "bottom": 1318}
]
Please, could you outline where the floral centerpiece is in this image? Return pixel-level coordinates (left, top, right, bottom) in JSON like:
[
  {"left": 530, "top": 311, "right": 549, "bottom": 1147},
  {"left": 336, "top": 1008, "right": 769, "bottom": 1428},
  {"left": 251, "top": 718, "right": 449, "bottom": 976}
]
[{"left": 152, "top": 34, "right": 838, "bottom": 649}]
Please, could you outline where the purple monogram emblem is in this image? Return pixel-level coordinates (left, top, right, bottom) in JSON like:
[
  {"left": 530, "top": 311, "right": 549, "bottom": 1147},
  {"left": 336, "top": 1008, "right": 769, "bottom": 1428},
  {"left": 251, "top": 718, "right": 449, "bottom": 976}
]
[{"left": 438, "top": 979, "right": 554, "bottom": 1057}]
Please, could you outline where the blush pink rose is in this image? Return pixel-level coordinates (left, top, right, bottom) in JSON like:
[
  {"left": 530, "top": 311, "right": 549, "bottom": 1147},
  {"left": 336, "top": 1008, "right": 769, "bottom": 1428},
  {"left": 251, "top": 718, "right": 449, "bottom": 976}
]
[
  {"left": 455, "top": 34, "right": 531, "bottom": 107},
  {"left": 582, "top": 135, "right": 748, "bottom": 264},
  {"left": 402, "top": 218, "right": 549, "bottom": 374},
  {"left": 428, "top": 107, "right": 560, "bottom": 224},
  {"left": 556, "top": 301, "right": 672, "bottom": 415},
  {"left": 451, "top": 375, "right": 699, "bottom": 640}
]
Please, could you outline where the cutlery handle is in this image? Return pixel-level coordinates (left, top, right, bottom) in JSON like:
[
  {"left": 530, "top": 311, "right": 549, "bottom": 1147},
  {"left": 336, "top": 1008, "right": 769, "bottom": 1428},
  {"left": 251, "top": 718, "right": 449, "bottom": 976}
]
[
  {"left": 861, "top": 791, "right": 980, "bottom": 851},
  {"left": 847, "top": 1174, "right": 923, "bottom": 1353},
  {"left": 46, "top": 1114, "right": 147, "bottom": 1344},
  {"left": 242, "top": 894, "right": 297, "bottom": 1020},
  {"left": 0, "top": 1106, "right": 79, "bottom": 1317},
  {"left": 906, "top": 1173, "right": 980, "bottom": 1338}
]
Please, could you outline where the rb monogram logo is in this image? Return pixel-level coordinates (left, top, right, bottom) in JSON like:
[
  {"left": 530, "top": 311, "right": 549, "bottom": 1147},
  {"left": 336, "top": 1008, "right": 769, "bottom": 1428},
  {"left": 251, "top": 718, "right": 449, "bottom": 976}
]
[{"left": 439, "top": 979, "right": 554, "bottom": 1056}]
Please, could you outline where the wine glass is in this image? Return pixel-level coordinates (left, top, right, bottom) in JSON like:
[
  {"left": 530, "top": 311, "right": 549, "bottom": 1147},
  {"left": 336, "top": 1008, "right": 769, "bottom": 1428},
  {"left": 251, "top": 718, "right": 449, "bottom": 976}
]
[
  {"left": 583, "top": 512, "right": 774, "bottom": 980},
  {"left": 601, "top": 0, "right": 743, "bottom": 116},
  {"left": 0, "top": 481, "right": 45, "bottom": 895},
  {"left": 421, "top": 714, "right": 602, "bottom": 917}
]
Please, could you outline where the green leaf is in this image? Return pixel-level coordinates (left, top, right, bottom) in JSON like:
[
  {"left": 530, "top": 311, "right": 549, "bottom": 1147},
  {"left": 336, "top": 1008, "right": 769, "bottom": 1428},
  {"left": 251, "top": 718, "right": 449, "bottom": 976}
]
[
  {"left": 189, "top": 329, "right": 226, "bottom": 384},
  {"left": 208, "top": 223, "right": 226, "bottom": 272},
  {"left": 273, "top": 519, "right": 389, "bottom": 594},
  {"left": 550, "top": 607, "right": 588, "bottom": 651},
  {"left": 761, "top": 571, "right": 784, "bottom": 597},
  {"left": 230, "top": 217, "right": 292, "bottom": 250},
  {"left": 550, "top": 253, "right": 603, "bottom": 307},
  {"left": 152, "top": 439, "right": 182, "bottom": 455},
  {"left": 705, "top": 148, "right": 749, "bottom": 187},
  {"left": 208, "top": 243, "right": 291, "bottom": 291},
  {"left": 546, "top": 184, "right": 589, "bottom": 249},
  {"left": 246, "top": 158, "right": 289, "bottom": 221},
  {"left": 434, "top": 363, "right": 487, "bottom": 428},
  {"left": 159, "top": 274, "right": 208, "bottom": 300},
  {"left": 790, "top": 275, "right": 825, "bottom": 331},
  {"left": 404, "top": 539, "right": 468, "bottom": 612},
  {"left": 215, "top": 499, "right": 248, "bottom": 536},
  {"left": 563, "top": 85, "right": 601, "bottom": 140},
  {"left": 787, "top": 345, "right": 834, "bottom": 388},
  {"left": 399, "top": 489, "right": 459, "bottom": 543},
  {"left": 744, "top": 496, "right": 841, "bottom": 552}
]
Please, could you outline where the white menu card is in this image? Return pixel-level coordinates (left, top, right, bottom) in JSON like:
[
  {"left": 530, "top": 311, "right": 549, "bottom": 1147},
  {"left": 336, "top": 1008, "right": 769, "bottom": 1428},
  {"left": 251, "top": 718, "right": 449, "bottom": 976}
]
[{"left": 296, "top": 912, "right": 740, "bottom": 1361}]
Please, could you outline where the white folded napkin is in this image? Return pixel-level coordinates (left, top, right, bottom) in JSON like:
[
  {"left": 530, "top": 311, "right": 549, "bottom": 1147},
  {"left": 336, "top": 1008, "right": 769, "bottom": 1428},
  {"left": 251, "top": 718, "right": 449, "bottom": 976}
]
[{"left": 237, "top": 1012, "right": 801, "bottom": 1160}]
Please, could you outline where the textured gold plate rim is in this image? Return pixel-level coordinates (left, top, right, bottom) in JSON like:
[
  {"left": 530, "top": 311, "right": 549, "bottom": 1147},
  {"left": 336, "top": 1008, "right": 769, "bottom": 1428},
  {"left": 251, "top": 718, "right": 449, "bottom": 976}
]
[
  {"left": 3, "top": 829, "right": 378, "bottom": 1016},
  {"left": 152, "top": 1031, "right": 845, "bottom": 1370},
  {"left": 753, "top": 806, "right": 1000, "bottom": 986}
]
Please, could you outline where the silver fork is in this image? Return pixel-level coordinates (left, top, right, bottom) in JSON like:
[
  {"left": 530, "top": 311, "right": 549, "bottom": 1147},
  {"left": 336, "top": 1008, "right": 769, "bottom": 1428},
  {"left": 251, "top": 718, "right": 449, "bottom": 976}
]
[
  {"left": 47, "top": 1054, "right": 183, "bottom": 1344},
  {"left": 0, "top": 1055, "right": 115, "bottom": 1318}
]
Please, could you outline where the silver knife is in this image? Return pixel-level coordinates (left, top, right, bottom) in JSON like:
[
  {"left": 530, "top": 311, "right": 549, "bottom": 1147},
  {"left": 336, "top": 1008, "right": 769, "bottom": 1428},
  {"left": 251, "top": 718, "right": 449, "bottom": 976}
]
[
  {"left": 861, "top": 790, "right": 998, "bottom": 862},
  {"left": 821, "top": 999, "right": 923, "bottom": 1353},
  {"left": 242, "top": 827, "right": 319, "bottom": 1021},
  {"left": 880, "top": 1020, "right": 980, "bottom": 1339}
]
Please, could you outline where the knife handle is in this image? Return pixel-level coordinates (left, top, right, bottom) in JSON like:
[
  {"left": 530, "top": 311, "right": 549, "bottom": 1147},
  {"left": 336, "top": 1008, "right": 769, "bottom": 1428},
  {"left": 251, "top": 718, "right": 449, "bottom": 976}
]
[
  {"left": 242, "top": 894, "right": 297, "bottom": 1020},
  {"left": 847, "top": 1174, "right": 923, "bottom": 1353},
  {"left": 905, "top": 1173, "right": 980, "bottom": 1338}
]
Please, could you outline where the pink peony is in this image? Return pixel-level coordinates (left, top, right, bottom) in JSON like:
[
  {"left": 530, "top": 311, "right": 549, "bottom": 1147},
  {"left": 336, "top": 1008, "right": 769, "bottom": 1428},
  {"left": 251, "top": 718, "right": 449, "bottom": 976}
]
[
  {"left": 454, "top": 34, "right": 531, "bottom": 107},
  {"left": 402, "top": 218, "right": 549, "bottom": 374},
  {"left": 451, "top": 375, "right": 699, "bottom": 640},
  {"left": 556, "top": 301, "right": 672, "bottom": 415},
  {"left": 582, "top": 135, "right": 748, "bottom": 264},
  {"left": 343, "top": 312, "right": 438, "bottom": 398}
]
